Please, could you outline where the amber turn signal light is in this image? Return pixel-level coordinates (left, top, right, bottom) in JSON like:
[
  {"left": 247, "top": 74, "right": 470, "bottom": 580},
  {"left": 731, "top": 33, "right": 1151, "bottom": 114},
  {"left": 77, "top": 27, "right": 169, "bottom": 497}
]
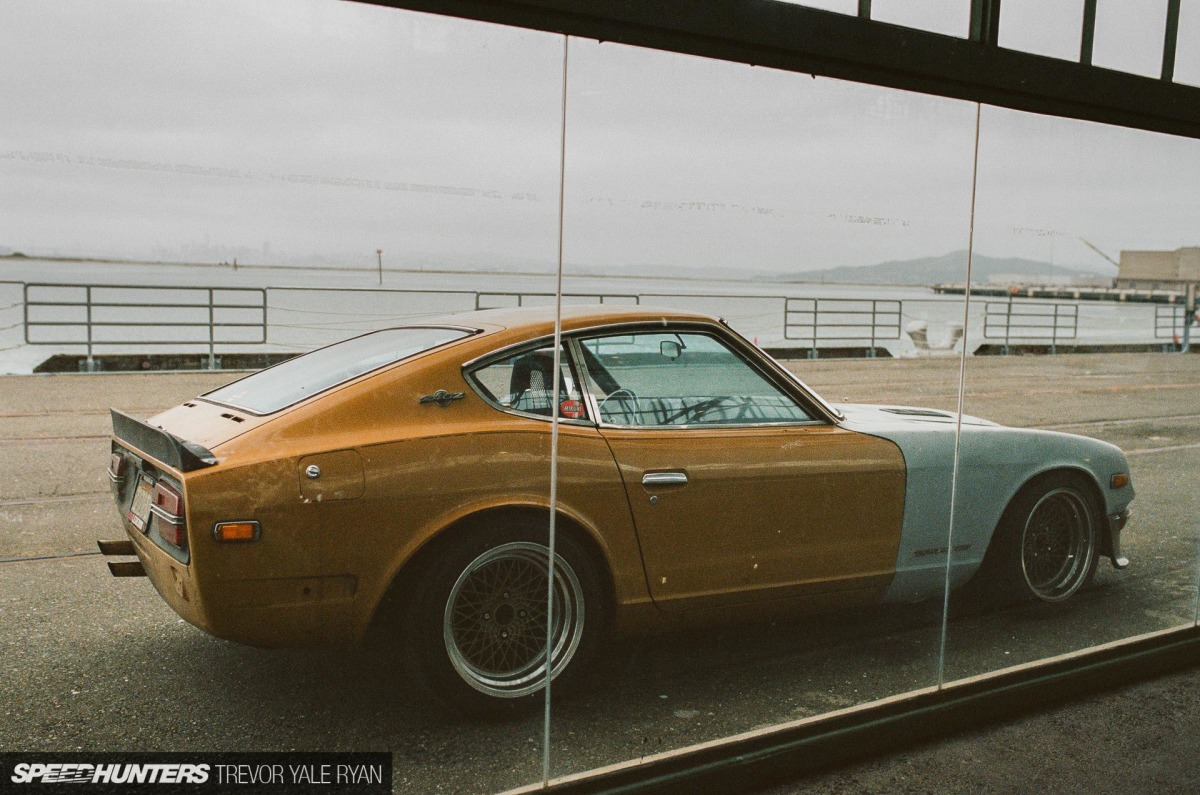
[
  {"left": 213, "top": 521, "right": 260, "bottom": 542},
  {"left": 1110, "top": 473, "right": 1129, "bottom": 489}
]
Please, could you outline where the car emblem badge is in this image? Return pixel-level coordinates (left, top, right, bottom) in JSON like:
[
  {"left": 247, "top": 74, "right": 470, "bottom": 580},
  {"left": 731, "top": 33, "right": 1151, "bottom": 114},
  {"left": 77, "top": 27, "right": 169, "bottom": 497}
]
[
  {"left": 560, "top": 399, "right": 585, "bottom": 419},
  {"left": 420, "top": 390, "right": 465, "bottom": 408}
]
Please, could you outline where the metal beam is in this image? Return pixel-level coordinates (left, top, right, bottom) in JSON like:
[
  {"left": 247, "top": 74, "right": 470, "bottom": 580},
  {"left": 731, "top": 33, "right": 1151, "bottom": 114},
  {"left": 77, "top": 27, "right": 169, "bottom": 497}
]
[
  {"left": 969, "top": 0, "right": 1001, "bottom": 46},
  {"left": 352, "top": 0, "right": 1200, "bottom": 140},
  {"left": 1081, "top": 0, "right": 1097, "bottom": 66},
  {"left": 1163, "top": 0, "right": 1182, "bottom": 82}
]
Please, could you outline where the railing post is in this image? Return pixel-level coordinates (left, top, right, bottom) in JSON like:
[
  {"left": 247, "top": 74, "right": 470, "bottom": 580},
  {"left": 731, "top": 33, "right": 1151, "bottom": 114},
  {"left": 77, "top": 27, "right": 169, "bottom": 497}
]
[
  {"left": 1050, "top": 304, "right": 1058, "bottom": 355},
  {"left": 85, "top": 286, "right": 95, "bottom": 371},
  {"left": 208, "top": 288, "right": 216, "bottom": 371},
  {"left": 868, "top": 301, "right": 878, "bottom": 358},
  {"left": 810, "top": 299, "right": 818, "bottom": 360},
  {"left": 1004, "top": 297, "right": 1013, "bottom": 355},
  {"left": 1183, "top": 284, "right": 1196, "bottom": 353}
]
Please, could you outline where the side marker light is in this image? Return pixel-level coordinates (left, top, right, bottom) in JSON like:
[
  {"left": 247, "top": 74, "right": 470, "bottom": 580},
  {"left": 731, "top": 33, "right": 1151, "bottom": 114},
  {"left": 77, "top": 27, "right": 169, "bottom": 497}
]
[
  {"left": 1110, "top": 473, "right": 1129, "bottom": 489},
  {"left": 213, "top": 521, "right": 260, "bottom": 542}
]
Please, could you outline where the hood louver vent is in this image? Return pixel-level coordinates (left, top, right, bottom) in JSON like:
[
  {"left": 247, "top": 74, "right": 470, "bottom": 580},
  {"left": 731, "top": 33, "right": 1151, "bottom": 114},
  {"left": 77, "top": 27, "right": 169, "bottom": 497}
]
[{"left": 882, "top": 408, "right": 953, "bottom": 418}]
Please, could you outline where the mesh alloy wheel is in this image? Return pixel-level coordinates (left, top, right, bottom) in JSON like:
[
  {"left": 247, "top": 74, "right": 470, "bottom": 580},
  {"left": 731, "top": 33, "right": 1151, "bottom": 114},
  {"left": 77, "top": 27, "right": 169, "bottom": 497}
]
[
  {"left": 443, "top": 541, "right": 586, "bottom": 698},
  {"left": 1020, "top": 487, "right": 1096, "bottom": 603}
]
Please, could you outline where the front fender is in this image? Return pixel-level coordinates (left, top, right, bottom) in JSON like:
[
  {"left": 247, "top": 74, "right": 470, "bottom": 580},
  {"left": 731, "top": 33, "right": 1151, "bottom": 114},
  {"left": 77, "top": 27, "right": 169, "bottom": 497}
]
[{"left": 839, "top": 413, "right": 1134, "bottom": 603}]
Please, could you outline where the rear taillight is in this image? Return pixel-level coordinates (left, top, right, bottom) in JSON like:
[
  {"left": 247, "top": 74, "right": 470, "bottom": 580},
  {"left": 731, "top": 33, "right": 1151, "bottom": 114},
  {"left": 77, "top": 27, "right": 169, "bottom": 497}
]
[
  {"left": 150, "top": 481, "right": 186, "bottom": 547},
  {"left": 108, "top": 452, "right": 126, "bottom": 484}
]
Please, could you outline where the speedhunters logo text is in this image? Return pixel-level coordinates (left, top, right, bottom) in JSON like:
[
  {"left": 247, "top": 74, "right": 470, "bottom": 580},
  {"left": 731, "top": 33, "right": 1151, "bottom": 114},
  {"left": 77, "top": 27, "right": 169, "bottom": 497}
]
[
  {"left": 11, "top": 763, "right": 209, "bottom": 785},
  {"left": 0, "top": 754, "right": 390, "bottom": 793}
]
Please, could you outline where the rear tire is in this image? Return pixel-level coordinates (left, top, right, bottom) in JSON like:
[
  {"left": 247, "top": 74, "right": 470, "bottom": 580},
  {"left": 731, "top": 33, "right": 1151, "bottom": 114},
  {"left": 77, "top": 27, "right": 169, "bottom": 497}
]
[
  {"left": 989, "top": 473, "right": 1100, "bottom": 604},
  {"left": 400, "top": 516, "right": 606, "bottom": 716}
]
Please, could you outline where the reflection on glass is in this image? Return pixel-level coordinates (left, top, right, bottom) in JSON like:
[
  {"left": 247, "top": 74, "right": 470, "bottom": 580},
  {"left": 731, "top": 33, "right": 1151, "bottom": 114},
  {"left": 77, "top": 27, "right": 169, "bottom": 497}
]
[
  {"left": 998, "top": 0, "right": 1085, "bottom": 61},
  {"left": 870, "top": 0, "right": 971, "bottom": 38},
  {"left": 8, "top": 0, "right": 1197, "bottom": 790},
  {"left": 0, "top": 2, "right": 568, "bottom": 792},
  {"left": 1091, "top": 0, "right": 1169, "bottom": 77},
  {"left": 551, "top": 36, "right": 975, "bottom": 782},
  {"left": 578, "top": 331, "right": 815, "bottom": 426},
  {"left": 945, "top": 105, "right": 1200, "bottom": 683}
]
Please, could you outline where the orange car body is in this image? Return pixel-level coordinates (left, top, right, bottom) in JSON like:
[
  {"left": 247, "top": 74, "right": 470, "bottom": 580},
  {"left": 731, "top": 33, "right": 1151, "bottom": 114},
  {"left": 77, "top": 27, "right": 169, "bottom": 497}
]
[{"left": 107, "top": 306, "right": 910, "bottom": 648}]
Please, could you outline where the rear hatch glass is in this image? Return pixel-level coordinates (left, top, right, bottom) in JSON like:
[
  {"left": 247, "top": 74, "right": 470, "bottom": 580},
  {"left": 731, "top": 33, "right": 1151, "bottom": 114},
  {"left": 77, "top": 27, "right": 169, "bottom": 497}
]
[{"left": 202, "top": 326, "right": 473, "bottom": 415}]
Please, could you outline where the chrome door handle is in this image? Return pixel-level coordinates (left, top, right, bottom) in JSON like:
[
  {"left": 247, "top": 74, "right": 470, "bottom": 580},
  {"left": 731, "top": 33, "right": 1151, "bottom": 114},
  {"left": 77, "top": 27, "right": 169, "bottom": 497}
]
[{"left": 642, "top": 471, "right": 688, "bottom": 486}]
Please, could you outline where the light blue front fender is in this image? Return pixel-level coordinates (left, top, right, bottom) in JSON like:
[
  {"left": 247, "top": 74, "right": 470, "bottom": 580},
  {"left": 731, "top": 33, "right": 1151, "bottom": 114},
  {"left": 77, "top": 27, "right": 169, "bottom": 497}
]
[{"left": 835, "top": 404, "right": 1134, "bottom": 603}]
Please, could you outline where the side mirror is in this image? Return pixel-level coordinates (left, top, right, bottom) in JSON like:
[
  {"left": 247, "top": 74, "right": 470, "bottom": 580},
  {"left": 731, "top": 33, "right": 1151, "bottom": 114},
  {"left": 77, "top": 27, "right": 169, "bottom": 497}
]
[{"left": 660, "top": 340, "right": 682, "bottom": 360}]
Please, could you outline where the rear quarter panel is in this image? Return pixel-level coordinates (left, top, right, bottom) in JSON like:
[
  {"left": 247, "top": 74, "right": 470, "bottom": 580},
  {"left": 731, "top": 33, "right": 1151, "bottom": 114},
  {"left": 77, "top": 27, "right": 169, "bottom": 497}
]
[{"left": 200, "top": 347, "right": 646, "bottom": 644}]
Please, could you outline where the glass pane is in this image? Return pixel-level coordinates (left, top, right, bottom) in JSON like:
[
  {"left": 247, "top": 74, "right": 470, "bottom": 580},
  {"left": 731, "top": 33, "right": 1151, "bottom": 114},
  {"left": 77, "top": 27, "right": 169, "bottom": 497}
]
[
  {"left": 871, "top": 0, "right": 972, "bottom": 38},
  {"left": 204, "top": 327, "right": 473, "bottom": 414},
  {"left": 944, "top": 105, "right": 1200, "bottom": 682},
  {"left": 468, "top": 343, "right": 589, "bottom": 419},
  {"left": 0, "top": 2, "right": 567, "bottom": 792},
  {"left": 553, "top": 37, "right": 976, "bottom": 781},
  {"left": 1092, "top": 0, "right": 1169, "bottom": 77},
  {"left": 578, "top": 331, "right": 815, "bottom": 425},
  {"left": 999, "top": 0, "right": 1085, "bottom": 60}
]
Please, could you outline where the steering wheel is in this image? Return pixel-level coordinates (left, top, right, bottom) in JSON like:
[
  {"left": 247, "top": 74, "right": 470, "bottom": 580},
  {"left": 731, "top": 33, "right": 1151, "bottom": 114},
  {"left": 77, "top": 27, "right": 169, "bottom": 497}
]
[
  {"left": 664, "top": 395, "right": 739, "bottom": 425},
  {"left": 597, "top": 388, "right": 641, "bottom": 425}
]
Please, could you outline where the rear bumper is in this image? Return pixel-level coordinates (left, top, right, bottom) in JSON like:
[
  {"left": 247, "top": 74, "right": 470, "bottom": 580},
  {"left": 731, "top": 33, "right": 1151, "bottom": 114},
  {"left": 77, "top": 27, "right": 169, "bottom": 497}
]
[
  {"left": 116, "top": 516, "right": 358, "bottom": 647},
  {"left": 109, "top": 429, "right": 360, "bottom": 648}
]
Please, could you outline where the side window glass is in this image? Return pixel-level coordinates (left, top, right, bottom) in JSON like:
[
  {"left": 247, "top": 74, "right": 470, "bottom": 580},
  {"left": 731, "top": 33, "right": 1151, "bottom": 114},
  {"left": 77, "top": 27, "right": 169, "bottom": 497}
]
[
  {"left": 578, "top": 331, "right": 815, "bottom": 426},
  {"left": 468, "top": 344, "right": 588, "bottom": 420}
]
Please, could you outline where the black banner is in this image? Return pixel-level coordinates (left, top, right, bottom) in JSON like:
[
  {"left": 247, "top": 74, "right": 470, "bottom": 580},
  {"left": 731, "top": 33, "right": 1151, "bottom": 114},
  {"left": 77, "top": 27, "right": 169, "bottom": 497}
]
[{"left": 0, "top": 753, "right": 391, "bottom": 794}]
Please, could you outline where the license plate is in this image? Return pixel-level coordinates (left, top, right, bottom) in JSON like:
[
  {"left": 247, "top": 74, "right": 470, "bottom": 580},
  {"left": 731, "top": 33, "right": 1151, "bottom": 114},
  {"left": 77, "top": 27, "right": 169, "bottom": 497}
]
[{"left": 127, "top": 473, "right": 155, "bottom": 533}]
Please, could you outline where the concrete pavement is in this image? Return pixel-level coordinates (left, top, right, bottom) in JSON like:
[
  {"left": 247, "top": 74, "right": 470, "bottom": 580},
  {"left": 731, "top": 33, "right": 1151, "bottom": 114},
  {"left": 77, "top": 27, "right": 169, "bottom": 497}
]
[{"left": 1, "top": 353, "right": 1198, "bottom": 793}]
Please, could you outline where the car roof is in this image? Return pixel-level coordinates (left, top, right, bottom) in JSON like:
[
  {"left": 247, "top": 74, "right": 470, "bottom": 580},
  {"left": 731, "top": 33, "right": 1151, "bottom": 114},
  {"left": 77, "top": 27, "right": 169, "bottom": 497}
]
[{"left": 420, "top": 304, "right": 720, "bottom": 337}]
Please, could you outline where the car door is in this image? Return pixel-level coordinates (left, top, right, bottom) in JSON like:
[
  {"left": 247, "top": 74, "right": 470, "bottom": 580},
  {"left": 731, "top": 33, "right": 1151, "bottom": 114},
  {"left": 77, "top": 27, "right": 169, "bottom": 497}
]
[{"left": 573, "top": 327, "right": 906, "bottom": 612}]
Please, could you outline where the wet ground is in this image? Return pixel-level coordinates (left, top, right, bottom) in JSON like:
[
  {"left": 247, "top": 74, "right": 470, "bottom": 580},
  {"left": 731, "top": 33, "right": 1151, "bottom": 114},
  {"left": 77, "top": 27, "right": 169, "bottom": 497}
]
[{"left": 1, "top": 352, "right": 1197, "bottom": 793}]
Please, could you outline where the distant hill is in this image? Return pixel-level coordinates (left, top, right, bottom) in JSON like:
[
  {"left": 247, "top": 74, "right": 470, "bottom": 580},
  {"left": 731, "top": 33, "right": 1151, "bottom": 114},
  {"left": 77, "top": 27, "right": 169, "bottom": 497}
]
[{"left": 776, "top": 251, "right": 1113, "bottom": 286}]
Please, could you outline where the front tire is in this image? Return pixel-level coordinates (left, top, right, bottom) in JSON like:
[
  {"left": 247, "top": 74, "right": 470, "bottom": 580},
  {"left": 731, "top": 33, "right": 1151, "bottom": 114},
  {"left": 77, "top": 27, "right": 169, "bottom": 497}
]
[
  {"left": 402, "top": 517, "right": 605, "bottom": 716},
  {"left": 992, "top": 474, "right": 1100, "bottom": 604}
]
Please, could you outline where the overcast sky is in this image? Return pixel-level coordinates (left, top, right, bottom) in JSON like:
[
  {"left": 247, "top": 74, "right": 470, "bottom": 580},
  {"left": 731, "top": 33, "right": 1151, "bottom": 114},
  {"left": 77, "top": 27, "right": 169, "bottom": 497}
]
[{"left": 1, "top": 0, "right": 1198, "bottom": 275}]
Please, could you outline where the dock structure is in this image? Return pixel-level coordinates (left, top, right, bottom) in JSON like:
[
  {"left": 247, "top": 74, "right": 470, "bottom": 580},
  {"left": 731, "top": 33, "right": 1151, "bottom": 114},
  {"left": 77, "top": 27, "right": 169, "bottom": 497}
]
[{"left": 931, "top": 283, "right": 1185, "bottom": 304}]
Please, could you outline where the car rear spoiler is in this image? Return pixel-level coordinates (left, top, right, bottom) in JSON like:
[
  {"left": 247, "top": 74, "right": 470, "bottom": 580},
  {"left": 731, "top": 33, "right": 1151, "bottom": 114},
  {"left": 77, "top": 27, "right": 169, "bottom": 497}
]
[{"left": 110, "top": 409, "right": 218, "bottom": 472}]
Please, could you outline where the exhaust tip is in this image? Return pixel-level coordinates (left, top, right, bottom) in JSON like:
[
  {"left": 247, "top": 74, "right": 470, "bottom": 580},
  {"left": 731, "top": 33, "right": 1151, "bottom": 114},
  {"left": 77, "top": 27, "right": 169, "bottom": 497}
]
[
  {"left": 107, "top": 560, "right": 146, "bottom": 577},
  {"left": 98, "top": 539, "right": 135, "bottom": 556}
]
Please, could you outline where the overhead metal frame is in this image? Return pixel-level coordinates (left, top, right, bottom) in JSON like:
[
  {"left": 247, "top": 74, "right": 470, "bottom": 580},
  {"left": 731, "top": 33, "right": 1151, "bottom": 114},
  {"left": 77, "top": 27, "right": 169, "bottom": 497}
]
[{"left": 352, "top": 0, "right": 1200, "bottom": 140}]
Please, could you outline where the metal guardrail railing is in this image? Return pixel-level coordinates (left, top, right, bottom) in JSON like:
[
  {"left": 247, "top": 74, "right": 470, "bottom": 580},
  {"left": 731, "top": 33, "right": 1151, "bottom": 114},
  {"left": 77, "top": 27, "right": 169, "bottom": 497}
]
[
  {"left": 23, "top": 283, "right": 267, "bottom": 369},
  {"left": 783, "top": 298, "right": 902, "bottom": 358},
  {"left": 17, "top": 284, "right": 912, "bottom": 367},
  {"left": 474, "top": 292, "right": 641, "bottom": 310},
  {"left": 1154, "top": 304, "right": 1187, "bottom": 340},
  {"left": 982, "top": 300, "right": 1078, "bottom": 353},
  {"left": 20, "top": 280, "right": 1183, "bottom": 368}
]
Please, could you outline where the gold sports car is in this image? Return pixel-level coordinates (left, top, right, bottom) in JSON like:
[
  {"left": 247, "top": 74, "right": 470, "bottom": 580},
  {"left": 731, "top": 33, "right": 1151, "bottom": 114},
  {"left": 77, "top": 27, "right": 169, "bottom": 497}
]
[{"left": 104, "top": 306, "right": 1134, "bottom": 712}]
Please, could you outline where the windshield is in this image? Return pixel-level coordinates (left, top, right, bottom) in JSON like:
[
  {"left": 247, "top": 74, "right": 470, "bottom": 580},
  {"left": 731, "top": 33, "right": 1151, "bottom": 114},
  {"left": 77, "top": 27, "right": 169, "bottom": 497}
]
[{"left": 203, "top": 327, "right": 473, "bottom": 414}]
